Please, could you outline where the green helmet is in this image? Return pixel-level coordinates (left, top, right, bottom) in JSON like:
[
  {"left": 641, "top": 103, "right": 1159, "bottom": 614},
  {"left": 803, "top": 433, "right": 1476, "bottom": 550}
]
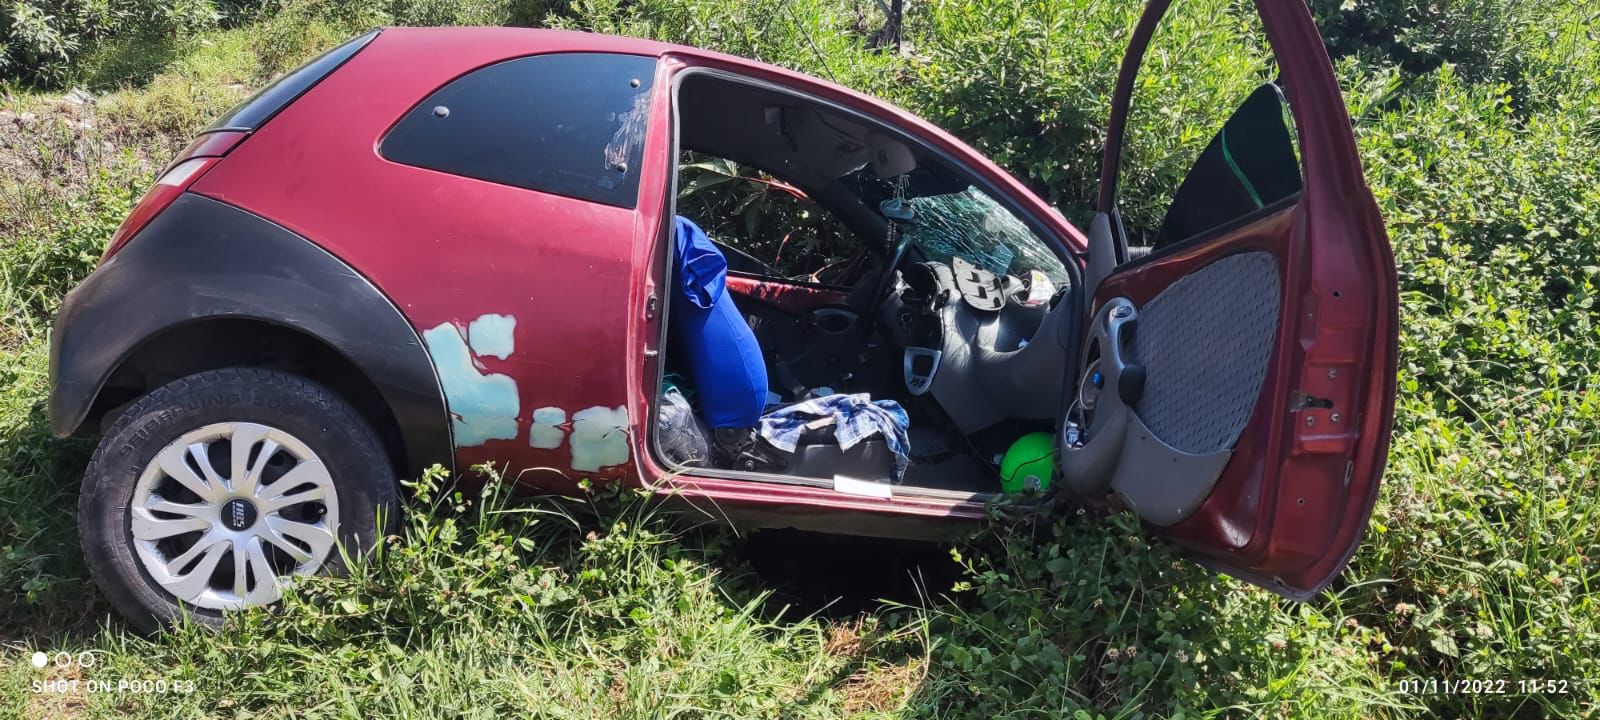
[{"left": 1000, "top": 431, "right": 1056, "bottom": 493}]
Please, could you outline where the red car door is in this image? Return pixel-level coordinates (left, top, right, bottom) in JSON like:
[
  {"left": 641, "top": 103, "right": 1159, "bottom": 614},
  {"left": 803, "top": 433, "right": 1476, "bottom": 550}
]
[{"left": 1059, "top": 0, "right": 1398, "bottom": 598}]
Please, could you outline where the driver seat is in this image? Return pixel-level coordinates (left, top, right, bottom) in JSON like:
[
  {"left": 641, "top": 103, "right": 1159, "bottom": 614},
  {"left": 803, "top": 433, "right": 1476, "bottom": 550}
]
[{"left": 668, "top": 216, "right": 896, "bottom": 480}]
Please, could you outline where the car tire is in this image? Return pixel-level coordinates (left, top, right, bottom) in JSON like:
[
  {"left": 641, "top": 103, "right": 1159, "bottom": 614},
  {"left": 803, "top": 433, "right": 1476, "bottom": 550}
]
[{"left": 78, "top": 368, "right": 398, "bottom": 634}]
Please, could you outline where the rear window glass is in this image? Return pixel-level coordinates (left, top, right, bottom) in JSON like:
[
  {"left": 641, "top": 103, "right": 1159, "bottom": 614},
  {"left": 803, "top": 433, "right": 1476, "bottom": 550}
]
[
  {"left": 208, "top": 30, "right": 379, "bottom": 132},
  {"left": 380, "top": 53, "right": 657, "bottom": 209}
]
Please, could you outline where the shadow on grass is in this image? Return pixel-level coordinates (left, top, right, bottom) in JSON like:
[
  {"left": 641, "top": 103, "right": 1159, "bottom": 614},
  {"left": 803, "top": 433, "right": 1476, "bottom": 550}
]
[
  {"left": 74, "top": 35, "right": 190, "bottom": 93},
  {"left": 737, "top": 528, "right": 966, "bottom": 620},
  {"left": 705, "top": 527, "right": 970, "bottom": 712},
  {"left": 0, "top": 397, "right": 99, "bottom": 642}
]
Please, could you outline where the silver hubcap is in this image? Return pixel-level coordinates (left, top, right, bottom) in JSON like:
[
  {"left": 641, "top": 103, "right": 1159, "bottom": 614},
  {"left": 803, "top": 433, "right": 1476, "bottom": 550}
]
[{"left": 130, "top": 422, "right": 340, "bottom": 611}]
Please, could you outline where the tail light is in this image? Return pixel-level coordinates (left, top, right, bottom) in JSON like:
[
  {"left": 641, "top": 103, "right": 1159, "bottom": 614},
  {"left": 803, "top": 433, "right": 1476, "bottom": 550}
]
[{"left": 101, "top": 131, "right": 248, "bottom": 262}]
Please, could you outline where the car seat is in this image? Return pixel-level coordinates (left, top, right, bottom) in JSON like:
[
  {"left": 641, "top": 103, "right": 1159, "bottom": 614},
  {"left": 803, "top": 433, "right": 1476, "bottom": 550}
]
[{"left": 668, "top": 216, "right": 895, "bottom": 480}]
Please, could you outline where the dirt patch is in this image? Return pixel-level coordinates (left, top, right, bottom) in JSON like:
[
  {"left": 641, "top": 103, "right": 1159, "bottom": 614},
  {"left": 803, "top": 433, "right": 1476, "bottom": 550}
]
[
  {"left": 22, "top": 658, "right": 89, "bottom": 719},
  {"left": 824, "top": 618, "right": 867, "bottom": 658},
  {"left": 837, "top": 656, "right": 926, "bottom": 714},
  {"left": 0, "top": 89, "right": 166, "bottom": 237},
  {"left": 0, "top": 91, "right": 115, "bottom": 187}
]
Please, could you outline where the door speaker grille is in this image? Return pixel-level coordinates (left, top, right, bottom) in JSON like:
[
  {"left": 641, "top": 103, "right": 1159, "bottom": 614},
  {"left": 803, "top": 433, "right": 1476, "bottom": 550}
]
[{"left": 1129, "top": 251, "right": 1280, "bottom": 455}]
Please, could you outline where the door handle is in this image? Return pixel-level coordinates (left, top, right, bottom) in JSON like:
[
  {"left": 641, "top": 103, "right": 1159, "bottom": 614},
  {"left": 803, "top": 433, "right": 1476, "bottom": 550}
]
[{"left": 1060, "top": 297, "right": 1138, "bottom": 496}]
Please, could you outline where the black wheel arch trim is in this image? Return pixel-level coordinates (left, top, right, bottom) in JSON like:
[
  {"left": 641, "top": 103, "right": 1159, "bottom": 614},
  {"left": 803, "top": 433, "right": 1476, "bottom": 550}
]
[{"left": 50, "top": 192, "right": 454, "bottom": 479}]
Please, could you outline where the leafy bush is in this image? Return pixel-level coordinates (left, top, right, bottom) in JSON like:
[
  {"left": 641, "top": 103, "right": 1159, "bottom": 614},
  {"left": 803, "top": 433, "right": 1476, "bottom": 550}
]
[
  {"left": 913, "top": 513, "right": 1404, "bottom": 718},
  {"left": 283, "top": 0, "right": 518, "bottom": 28},
  {"left": 912, "top": 0, "right": 1275, "bottom": 231},
  {"left": 1311, "top": 0, "right": 1554, "bottom": 88},
  {"left": 0, "top": 0, "right": 230, "bottom": 87},
  {"left": 677, "top": 155, "right": 867, "bottom": 283},
  {"left": 0, "top": 0, "right": 576, "bottom": 88}
]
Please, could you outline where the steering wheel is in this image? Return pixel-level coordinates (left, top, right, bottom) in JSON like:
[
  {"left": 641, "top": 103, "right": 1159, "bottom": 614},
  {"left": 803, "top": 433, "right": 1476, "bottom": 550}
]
[
  {"left": 862, "top": 233, "right": 915, "bottom": 333},
  {"left": 860, "top": 193, "right": 919, "bottom": 337}
]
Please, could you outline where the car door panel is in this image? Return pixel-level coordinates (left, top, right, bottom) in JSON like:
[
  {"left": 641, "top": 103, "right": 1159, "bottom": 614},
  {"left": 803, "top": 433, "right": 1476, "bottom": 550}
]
[
  {"left": 1069, "top": 205, "right": 1290, "bottom": 521},
  {"left": 1068, "top": 0, "right": 1397, "bottom": 598},
  {"left": 1098, "top": 246, "right": 1284, "bottom": 527}
]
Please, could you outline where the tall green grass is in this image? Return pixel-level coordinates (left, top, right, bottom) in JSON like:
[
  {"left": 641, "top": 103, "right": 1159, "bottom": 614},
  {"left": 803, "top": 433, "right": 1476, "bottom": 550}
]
[{"left": 4, "top": 468, "right": 933, "bottom": 717}]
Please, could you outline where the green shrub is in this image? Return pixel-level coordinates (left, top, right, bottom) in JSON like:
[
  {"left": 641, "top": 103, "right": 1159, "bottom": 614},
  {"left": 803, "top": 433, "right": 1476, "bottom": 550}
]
[
  {"left": 1312, "top": 0, "right": 1528, "bottom": 81},
  {"left": 1353, "top": 64, "right": 1600, "bottom": 419},
  {"left": 0, "top": 0, "right": 554, "bottom": 88},
  {"left": 912, "top": 512, "right": 1404, "bottom": 718},
  {"left": 909, "top": 0, "right": 1275, "bottom": 231},
  {"left": 0, "top": 0, "right": 230, "bottom": 87},
  {"left": 249, "top": 0, "right": 569, "bottom": 34}
]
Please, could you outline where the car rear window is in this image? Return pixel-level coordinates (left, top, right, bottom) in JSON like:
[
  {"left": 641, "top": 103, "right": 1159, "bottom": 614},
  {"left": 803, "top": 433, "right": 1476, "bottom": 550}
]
[
  {"left": 379, "top": 53, "right": 658, "bottom": 209},
  {"left": 206, "top": 29, "right": 380, "bottom": 133}
]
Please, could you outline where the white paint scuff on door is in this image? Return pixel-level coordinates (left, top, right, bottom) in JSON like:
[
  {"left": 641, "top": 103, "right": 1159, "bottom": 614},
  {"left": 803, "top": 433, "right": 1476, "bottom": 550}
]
[
  {"left": 467, "top": 313, "right": 517, "bottom": 360},
  {"left": 422, "top": 315, "right": 519, "bottom": 447},
  {"left": 570, "top": 405, "right": 630, "bottom": 471},
  {"left": 422, "top": 313, "right": 632, "bottom": 470},
  {"left": 529, "top": 406, "right": 566, "bottom": 449},
  {"left": 531, "top": 405, "right": 630, "bottom": 471}
]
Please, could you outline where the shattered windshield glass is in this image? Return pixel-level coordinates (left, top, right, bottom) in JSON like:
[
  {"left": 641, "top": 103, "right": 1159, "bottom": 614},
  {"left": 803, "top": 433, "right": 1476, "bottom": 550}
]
[{"left": 902, "top": 187, "right": 1070, "bottom": 285}]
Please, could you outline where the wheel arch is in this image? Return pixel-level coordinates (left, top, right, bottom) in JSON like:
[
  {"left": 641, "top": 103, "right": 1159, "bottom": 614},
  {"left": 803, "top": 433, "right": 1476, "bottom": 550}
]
[
  {"left": 51, "top": 193, "right": 454, "bottom": 480},
  {"left": 86, "top": 316, "right": 411, "bottom": 478}
]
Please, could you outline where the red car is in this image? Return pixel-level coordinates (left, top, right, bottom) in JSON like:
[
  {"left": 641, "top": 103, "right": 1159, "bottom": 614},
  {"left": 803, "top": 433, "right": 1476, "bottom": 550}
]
[{"left": 53, "top": 0, "right": 1397, "bottom": 631}]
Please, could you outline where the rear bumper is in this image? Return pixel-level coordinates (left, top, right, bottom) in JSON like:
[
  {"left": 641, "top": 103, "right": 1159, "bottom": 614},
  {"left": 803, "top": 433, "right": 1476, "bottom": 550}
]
[{"left": 49, "top": 262, "right": 120, "bottom": 438}]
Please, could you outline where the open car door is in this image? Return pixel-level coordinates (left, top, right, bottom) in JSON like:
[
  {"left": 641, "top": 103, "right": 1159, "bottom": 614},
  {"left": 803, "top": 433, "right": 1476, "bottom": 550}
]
[{"left": 1060, "top": 0, "right": 1398, "bottom": 599}]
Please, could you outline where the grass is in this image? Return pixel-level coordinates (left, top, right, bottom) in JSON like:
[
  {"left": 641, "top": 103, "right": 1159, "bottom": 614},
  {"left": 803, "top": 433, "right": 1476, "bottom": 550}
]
[
  {"left": 1, "top": 0, "right": 1598, "bottom": 718},
  {"left": 5, "top": 469, "right": 941, "bottom": 718}
]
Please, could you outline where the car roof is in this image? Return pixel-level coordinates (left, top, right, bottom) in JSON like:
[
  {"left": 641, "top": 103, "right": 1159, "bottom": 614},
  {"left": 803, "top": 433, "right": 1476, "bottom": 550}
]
[{"left": 367, "top": 26, "right": 908, "bottom": 114}]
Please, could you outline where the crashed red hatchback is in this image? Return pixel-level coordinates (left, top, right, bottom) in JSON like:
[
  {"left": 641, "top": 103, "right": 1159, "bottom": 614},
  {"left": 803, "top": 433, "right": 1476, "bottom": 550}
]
[{"left": 53, "top": 0, "right": 1397, "bottom": 631}]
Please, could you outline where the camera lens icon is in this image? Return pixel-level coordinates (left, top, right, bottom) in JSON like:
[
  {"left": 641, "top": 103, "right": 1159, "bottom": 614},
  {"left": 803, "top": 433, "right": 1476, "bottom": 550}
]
[{"left": 30, "top": 651, "right": 47, "bottom": 668}]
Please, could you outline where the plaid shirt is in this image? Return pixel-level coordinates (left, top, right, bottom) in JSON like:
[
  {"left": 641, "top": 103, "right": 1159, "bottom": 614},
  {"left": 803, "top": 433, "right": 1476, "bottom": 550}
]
[{"left": 757, "top": 394, "right": 911, "bottom": 481}]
